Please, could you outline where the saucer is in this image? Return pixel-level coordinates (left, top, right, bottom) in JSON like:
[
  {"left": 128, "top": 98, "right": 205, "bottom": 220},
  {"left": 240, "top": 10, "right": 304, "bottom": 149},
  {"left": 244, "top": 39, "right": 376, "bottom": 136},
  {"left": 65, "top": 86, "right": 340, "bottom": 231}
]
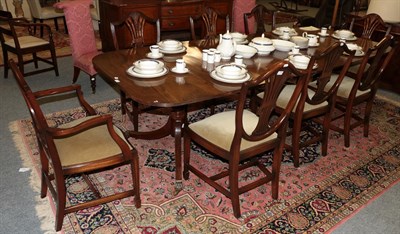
[
  {"left": 171, "top": 67, "right": 189, "bottom": 74},
  {"left": 126, "top": 66, "right": 168, "bottom": 78},
  {"left": 146, "top": 52, "right": 164, "bottom": 59},
  {"left": 160, "top": 46, "right": 187, "bottom": 54},
  {"left": 318, "top": 32, "right": 329, "bottom": 37},
  {"left": 210, "top": 70, "right": 251, "bottom": 83}
]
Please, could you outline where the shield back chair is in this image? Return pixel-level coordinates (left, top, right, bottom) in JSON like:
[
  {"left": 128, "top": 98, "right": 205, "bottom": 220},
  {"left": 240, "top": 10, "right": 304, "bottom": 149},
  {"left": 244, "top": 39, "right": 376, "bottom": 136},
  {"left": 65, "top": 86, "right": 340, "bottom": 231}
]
[
  {"left": 0, "top": 10, "right": 59, "bottom": 78},
  {"left": 272, "top": 42, "right": 355, "bottom": 167},
  {"left": 183, "top": 61, "right": 308, "bottom": 218},
  {"left": 244, "top": 4, "right": 276, "bottom": 35},
  {"left": 328, "top": 35, "right": 396, "bottom": 147},
  {"left": 9, "top": 59, "right": 141, "bottom": 232},
  {"left": 348, "top": 13, "right": 392, "bottom": 40},
  {"left": 110, "top": 11, "right": 160, "bottom": 50},
  {"left": 110, "top": 11, "right": 160, "bottom": 131},
  {"left": 189, "top": 6, "right": 230, "bottom": 40},
  {"left": 27, "top": 0, "right": 67, "bottom": 37},
  {"left": 55, "top": 0, "right": 101, "bottom": 94}
]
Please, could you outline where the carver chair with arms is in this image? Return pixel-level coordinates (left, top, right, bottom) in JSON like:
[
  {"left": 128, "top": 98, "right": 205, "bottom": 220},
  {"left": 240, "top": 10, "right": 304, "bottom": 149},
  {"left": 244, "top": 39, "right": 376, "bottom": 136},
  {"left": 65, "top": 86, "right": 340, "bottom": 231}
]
[
  {"left": 190, "top": 6, "right": 230, "bottom": 40},
  {"left": 348, "top": 13, "right": 392, "bottom": 40},
  {"left": 0, "top": 10, "right": 59, "bottom": 78},
  {"left": 244, "top": 4, "right": 276, "bottom": 35},
  {"left": 54, "top": 0, "right": 101, "bottom": 94},
  {"left": 183, "top": 61, "right": 307, "bottom": 218},
  {"left": 110, "top": 11, "right": 161, "bottom": 131},
  {"left": 272, "top": 42, "right": 355, "bottom": 167},
  {"left": 328, "top": 35, "right": 396, "bottom": 147},
  {"left": 9, "top": 59, "right": 141, "bottom": 232},
  {"left": 27, "top": 0, "right": 67, "bottom": 37}
]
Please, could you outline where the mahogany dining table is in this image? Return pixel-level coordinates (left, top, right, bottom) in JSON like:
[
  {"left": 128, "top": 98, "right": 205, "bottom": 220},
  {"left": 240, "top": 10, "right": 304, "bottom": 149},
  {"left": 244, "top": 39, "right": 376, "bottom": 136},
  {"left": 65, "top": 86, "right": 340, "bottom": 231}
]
[{"left": 92, "top": 29, "right": 373, "bottom": 191}]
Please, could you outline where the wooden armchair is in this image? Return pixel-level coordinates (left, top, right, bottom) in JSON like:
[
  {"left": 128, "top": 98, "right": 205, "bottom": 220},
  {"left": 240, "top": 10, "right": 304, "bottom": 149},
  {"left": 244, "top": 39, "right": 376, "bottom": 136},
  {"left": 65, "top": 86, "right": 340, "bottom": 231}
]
[
  {"left": 189, "top": 6, "right": 230, "bottom": 40},
  {"left": 0, "top": 10, "right": 59, "bottom": 78},
  {"left": 244, "top": 4, "right": 276, "bottom": 35},
  {"left": 349, "top": 13, "right": 392, "bottom": 40},
  {"left": 9, "top": 59, "right": 141, "bottom": 231},
  {"left": 329, "top": 35, "right": 396, "bottom": 147},
  {"left": 273, "top": 42, "right": 355, "bottom": 167},
  {"left": 110, "top": 11, "right": 160, "bottom": 50},
  {"left": 183, "top": 61, "right": 307, "bottom": 218}
]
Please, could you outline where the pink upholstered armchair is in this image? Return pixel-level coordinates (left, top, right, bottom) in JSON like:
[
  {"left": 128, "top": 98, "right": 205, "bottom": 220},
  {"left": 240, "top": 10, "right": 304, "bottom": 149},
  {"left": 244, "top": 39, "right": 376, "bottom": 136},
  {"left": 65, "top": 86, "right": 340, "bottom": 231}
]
[{"left": 55, "top": 0, "right": 101, "bottom": 94}]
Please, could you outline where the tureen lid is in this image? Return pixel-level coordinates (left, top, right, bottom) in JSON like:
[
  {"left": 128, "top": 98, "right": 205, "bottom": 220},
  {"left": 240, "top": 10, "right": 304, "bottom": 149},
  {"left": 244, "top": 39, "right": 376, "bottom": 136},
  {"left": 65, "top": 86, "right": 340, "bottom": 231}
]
[{"left": 251, "top": 33, "right": 272, "bottom": 46}]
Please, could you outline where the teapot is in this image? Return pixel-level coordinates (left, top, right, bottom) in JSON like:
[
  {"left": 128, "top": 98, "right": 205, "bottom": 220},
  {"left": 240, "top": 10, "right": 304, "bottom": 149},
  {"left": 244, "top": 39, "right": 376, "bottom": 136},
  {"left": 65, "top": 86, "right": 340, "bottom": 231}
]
[{"left": 217, "top": 30, "right": 236, "bottom": 60}]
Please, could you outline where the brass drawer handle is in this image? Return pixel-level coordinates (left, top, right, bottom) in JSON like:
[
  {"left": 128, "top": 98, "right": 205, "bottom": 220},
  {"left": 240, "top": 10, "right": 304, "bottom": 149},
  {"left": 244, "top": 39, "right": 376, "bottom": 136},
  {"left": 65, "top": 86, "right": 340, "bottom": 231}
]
[
  {"left": 168, "top": 22, "right": 175, "bottom": 26},
  {"left": 168, "top": 9, "right": 173, "bottom": 14}
]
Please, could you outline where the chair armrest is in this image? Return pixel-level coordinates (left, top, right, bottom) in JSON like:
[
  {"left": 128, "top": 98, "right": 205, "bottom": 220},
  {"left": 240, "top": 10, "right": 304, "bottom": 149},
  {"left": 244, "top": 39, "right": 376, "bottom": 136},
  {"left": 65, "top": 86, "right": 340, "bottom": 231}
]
[
  {"left": 33, "top": 84, "right": 97, "bottom": 115},
  {"left": 48, "top": 115, "right": 133, "bottom": 158},
  {"left": 10, "top": 20, "right": 54, "bottom": 39}
]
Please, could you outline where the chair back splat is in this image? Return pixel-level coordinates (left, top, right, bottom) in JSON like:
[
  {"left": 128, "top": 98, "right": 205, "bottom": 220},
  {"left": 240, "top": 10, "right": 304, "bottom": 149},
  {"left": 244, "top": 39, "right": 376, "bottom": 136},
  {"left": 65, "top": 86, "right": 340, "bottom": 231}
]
[
  {"left": 9, "top": 59, "right": 141, "bottom": 232},
  {"left": 55, "top": 0, "right": 101, "bottom": 94},
  {"left": 244, "top": 4, "right": 275, "bottom": 35},
  {"left": 190, "top": 6, "right": 230, "bottom": 40},
  {"left": 184, "top": 61, "right": 307, "bottom": 218},
  {"left": 110, "top": 11, "right": 160, "bottom": 50}
]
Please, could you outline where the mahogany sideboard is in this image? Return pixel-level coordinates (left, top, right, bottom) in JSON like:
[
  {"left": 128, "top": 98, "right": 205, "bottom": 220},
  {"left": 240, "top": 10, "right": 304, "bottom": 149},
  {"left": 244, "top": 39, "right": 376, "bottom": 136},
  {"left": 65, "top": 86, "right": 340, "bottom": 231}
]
[{"left": 98, "top": 0, "right": 233, "bottom": 51}]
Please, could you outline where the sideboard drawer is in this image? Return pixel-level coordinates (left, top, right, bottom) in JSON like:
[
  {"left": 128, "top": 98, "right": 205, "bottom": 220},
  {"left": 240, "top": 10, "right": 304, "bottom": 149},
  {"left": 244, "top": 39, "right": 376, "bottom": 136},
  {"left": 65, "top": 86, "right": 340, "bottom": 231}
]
[
  {"left": 161, "top": 18, "right": 190, "bottom": 30},
  {"left": 161, "top": 4, "right": 202, "bottom": 17}
]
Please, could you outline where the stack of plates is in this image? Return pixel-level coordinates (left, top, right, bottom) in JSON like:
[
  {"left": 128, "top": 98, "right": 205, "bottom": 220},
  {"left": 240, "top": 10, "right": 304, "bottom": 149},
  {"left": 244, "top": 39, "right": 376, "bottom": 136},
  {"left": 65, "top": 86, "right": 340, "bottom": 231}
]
[
  {"left": 157, "top": 39, "right": 186, "bottom": 54},
  {"left": 210, "top": 64, "right": 251, "bottom": 83},
  {"left": 126, "top": 59, "right": 168, "bottom": 78}
]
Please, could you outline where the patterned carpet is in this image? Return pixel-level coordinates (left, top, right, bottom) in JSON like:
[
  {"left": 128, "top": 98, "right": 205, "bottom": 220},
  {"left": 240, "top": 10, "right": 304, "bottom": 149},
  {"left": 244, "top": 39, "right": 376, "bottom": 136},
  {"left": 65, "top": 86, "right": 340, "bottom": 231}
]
[{"left": 9, "top": 98, "right": 400, "bottom": 233}]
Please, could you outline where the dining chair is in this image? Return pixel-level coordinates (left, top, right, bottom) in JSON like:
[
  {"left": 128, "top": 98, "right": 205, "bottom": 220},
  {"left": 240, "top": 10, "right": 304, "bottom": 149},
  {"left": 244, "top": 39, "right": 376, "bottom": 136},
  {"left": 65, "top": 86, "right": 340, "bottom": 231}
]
[
  {"left": 90, "top": 0, "right": 100, "bottom": 22},
  {"left": 189, "top": 6, "right": 230, "bottom": 40},
  {"left": 110, "top": 11, "right": 161, "bottom": 131},
  {"left": 110, "top": 11, "right": 160, "bottom": 50},
  {"left": 348, "top": 13, "right": 392, "bottom": 40},
  {"left": 183, "top": 61, "right": 308, "bottom": 218},
  {"left": 243, "top": 4, "right": 276, "bottom": 35},
  {"left": 9, "top": 58, "right": 141, "bottom": 232},
  {"left": 272, "top": 42, "right": 356, "bottom": 167},
  {"left": 327, "top": 35, "right": 396, "bottom": 147},
  {"left": 0, "top": 10, "right": 59, "bottom": 78},
  {"left": 27, "top": 0, "right": 67, "bottom": 37},
  {"left": 54, "top": 0, "right": 101, "bottom": 94}
]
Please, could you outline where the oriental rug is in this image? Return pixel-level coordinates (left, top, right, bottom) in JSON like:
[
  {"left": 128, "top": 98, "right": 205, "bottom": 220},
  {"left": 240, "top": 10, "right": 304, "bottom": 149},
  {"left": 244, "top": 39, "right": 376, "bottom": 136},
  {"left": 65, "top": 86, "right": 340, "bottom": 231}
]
[{"left": 9, "top": 97, "right": 400, "bottom": 233}]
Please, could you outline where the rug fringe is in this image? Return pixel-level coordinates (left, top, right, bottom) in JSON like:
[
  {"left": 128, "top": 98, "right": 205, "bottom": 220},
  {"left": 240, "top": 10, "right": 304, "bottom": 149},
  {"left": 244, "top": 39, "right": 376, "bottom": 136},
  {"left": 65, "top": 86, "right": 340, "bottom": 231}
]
[{"left": 9, "top": 121, "right": 57, "bottom": 234}]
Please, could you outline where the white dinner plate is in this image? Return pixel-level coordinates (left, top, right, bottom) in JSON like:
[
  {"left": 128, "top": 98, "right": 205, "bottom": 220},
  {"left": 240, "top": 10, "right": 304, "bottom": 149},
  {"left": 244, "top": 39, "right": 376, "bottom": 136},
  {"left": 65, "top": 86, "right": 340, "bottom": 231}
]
[
  {"left": 126, "top": 66, "right": 168, "bottom": 78},
  {"left": 160, "top": 46, "right": 187, "bottom": 54},
  {"left": 210, "top": 70, "right": 251, "bottom": 83},
  {"left": 236, "top": 39, "right": 249, "bottom": 45}
]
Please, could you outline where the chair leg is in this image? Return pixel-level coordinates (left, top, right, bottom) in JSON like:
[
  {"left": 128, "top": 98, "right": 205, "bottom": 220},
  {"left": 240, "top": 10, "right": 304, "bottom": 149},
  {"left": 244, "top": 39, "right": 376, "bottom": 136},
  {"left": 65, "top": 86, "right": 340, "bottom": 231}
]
[
  {"left": 343, "top": 103, "right": 353, "bottom": 148},
  {"left": 55, "top": 180, "right": 67, "bottom": 231},
  {"left": 229, "top": 159, "right": 241, "bottom": 218},
  {"left": 40, "top": 19, "right": 44, "bottom": 38},
  {"left": 63, "top": 16, "right": 68, "bottom": 34},
  {"left": 363, "top": 97, "right": 375, "bottom": 137},
  {"left": 54, "top": 18, "right": 59, "bottom": 32},
  {"left": 3, "top": 49, "right": 9, "bottom": 78},
  {"left": 271, "top": 132, "right": 286, "bottom": 199},
  {"left": 292, "top": 115, "right": 302, "bottom": 168},
  {"left": 120, "top": 91, "right": 127, "bottom": 115},
  {"left": 50, "top": 47, "right": 59, "bottom": 76},
  {"left": 33, "top": 18, "right": 37, "bottom": 35},
  {"left": 130, "top": 154, "right": 141, "bottom": 208},
  {"left": 39, "top": 145, "right": 49, "bottom": 198},
  {"left": 72, "top": 66, "right": 81, "bottom": 83},
  {"left": 17, "top": 54, "right": 24, "bottom": 75},
  {"left": 33, "top": 53, "right": 39, "bottom": 68},
  {"left": 90, "top": 75, "right": 97, "bottom": 94},
  {"left": 131, "top": 100, "right": 139, "bottom": 131},
  {"left": 321, "top": 112, "right": 332, "bottom": 156}
]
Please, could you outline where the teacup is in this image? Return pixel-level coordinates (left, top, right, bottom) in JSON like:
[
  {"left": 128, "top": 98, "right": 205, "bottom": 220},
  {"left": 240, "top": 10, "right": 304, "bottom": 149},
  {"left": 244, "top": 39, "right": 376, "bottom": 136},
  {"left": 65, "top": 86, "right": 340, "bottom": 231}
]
[
  {"left": 320, "top": 27, "right": 328, "bottom": 36},
  {"left": 150, "top": 45, "right": 160, "bottom": 56},
  {"left": 282, "top": 30, "right": 290, "bottom": 40},
  {"left": 175, "top": 59, "right": 186, "bottom": 72},
  {"left": 303, "top": 34, "right": 319, "bottom": 46}
]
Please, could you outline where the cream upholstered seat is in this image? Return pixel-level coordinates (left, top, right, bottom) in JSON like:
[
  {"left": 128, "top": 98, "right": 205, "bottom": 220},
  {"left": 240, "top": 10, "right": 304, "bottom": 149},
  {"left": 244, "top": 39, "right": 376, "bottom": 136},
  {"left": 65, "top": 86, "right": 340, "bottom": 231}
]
[
  {"left": 9, "top": 59, "right": 141, "bottom": 232},
  {"left": 184, "top": 61, "right": 307, "bottom": 218}
]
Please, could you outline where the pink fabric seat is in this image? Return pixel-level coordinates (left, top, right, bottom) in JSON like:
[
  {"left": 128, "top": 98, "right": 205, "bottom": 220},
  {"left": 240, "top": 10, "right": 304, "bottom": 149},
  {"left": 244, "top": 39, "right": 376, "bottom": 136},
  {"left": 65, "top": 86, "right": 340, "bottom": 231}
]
[{"left": 55, "top": 0, "right": 101, "bottom": 93}]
